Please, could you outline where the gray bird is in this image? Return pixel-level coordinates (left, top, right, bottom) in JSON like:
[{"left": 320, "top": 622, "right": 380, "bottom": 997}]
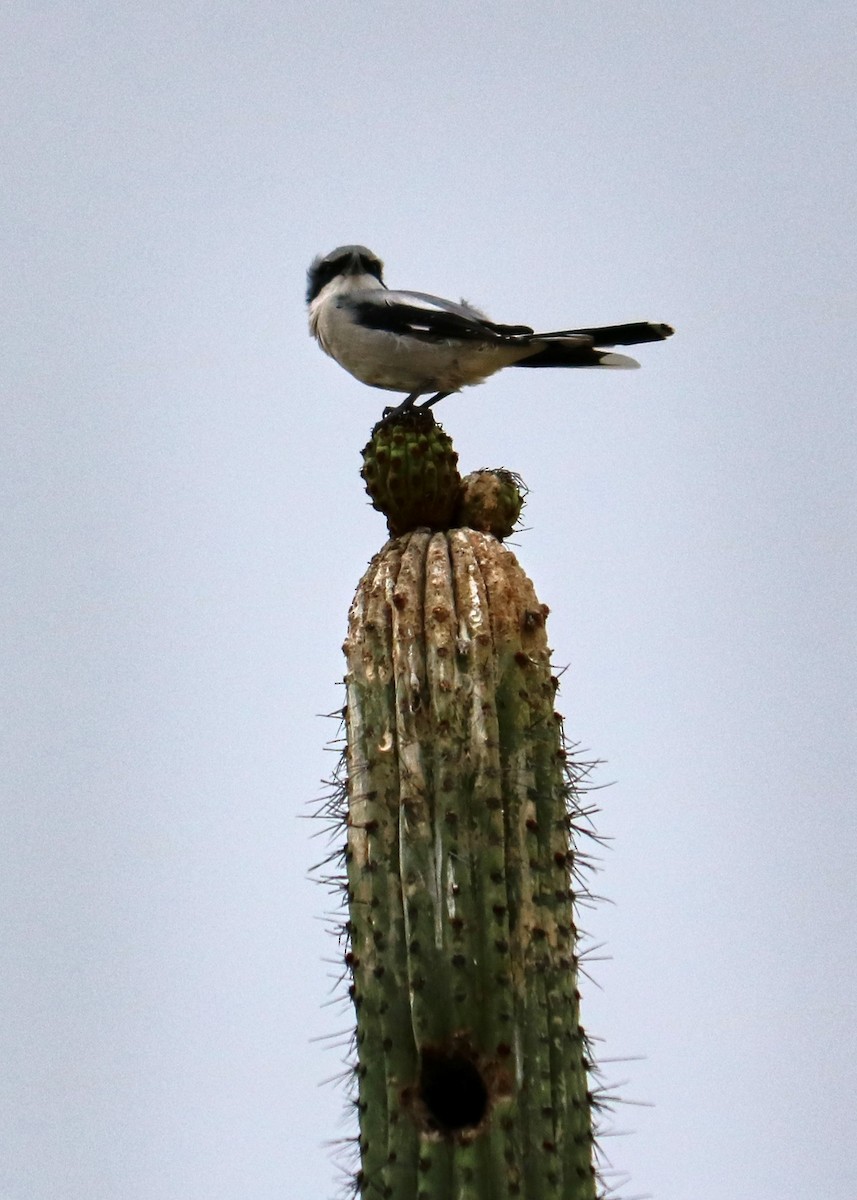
[{"left": 307, "top": 245, "right": 673, "bottom": 415}]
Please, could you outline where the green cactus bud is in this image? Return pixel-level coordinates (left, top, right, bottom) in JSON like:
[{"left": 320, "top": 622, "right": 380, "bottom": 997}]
[
  {"left": 360, "top": 409, "right": 462, "bottom": 536},
  {"left": 341, "top": 527, "right": 599, "bottom": 1200},
  {"left": 456, "top": 469, "right": 527, "bottom": 540}
]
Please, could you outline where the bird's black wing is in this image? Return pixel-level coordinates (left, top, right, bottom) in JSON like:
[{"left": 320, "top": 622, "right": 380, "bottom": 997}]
[{"left": 346, "top": 289, "right": 537, "bottom": 343}]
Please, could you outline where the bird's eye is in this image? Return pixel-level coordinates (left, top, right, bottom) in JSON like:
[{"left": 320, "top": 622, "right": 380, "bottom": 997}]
[
  {"left": 359, "top": 256, "right": 383, "bottom": 282},
  {"left": 329, "top": 254, "right": 353, "bottom": 273}
]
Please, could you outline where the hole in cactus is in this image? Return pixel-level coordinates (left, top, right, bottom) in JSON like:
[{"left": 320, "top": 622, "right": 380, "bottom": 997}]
[{"left": 418, "top": 1045, "right": 489, "bottom": 1132}]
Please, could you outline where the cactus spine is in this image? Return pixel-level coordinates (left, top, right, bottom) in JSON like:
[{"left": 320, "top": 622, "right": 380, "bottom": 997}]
[{"left": 341, "top": 468, "right": 599, "bottom": 1199}]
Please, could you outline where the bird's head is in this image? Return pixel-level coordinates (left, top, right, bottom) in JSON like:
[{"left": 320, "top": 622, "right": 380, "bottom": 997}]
[{"left": 306, "top": 245, "right": 385, "bottom": 304}]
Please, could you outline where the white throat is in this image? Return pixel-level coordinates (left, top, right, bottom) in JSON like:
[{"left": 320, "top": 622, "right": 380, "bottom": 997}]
[{"left": 308, "top": 271, "right": 385, "bottom": 335}]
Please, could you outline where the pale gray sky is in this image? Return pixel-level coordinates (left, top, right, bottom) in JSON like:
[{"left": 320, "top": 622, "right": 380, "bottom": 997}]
[{"left": 2, "top": 3, "right": 855, "bottom": 1198}]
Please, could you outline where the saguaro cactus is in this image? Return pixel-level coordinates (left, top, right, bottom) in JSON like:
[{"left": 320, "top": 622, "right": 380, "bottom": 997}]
[{"left": 333, "top": 411, "right": 600, "bottom": 1200}]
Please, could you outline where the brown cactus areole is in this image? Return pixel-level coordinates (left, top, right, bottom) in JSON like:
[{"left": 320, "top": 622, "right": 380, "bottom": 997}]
[{"left": 341, "top": 425, "right": 600, "bottom": 1200}]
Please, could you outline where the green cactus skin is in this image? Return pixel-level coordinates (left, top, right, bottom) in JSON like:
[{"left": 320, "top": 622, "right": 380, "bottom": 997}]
[
  {"left": 360, "top": 411, "right": 462, "bottom": 536},
  {"left": 455, "top": 470, "right": 526, "bottom": 540},
  {"left": 342, "top": 528, "right": 598, "bottom": 1200}
]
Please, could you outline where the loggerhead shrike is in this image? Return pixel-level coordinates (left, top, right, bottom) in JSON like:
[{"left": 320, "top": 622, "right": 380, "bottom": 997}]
[{"left": 307, "top": 245, "right": 673, "bottom": 415}]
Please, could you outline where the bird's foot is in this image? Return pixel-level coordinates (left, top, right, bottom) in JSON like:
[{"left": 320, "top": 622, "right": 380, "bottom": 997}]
[
  {"left": 379, "top": 391, "right": 451, "bottom": 423},
  {"left": 380, "top": 393, "right": 421, "bottom": 421}
]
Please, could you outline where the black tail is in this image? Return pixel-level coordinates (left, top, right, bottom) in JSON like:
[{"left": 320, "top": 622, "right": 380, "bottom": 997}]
[
  {"left": 511, "top": 320, "right": 672, "bottom": 369},
  {"left": 538, "top": 321, "right": 674, "bottom": 346},
  {"left": 512, "top": 346, "right": 640, "bottom": 369}
]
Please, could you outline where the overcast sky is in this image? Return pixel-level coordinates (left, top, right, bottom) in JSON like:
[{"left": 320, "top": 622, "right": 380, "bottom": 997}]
[{"left": 2, "top": 3, "right": 856, "bottom": 1198}]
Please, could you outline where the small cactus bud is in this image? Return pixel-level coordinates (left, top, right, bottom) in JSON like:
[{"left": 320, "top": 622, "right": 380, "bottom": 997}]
[
  {"left": 456, "top": 469, "right": 526, "bottom": 539},
  {"left": 360, "top": 409, "right": 462, "bottom": 536}
]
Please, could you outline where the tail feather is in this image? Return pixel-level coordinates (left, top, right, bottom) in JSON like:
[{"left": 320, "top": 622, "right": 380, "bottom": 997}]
[
  {"left": 513, "top": 345, "right": 640, "bottom": 369},
  {"left": 537, "top": 321, "right": 674, "bottom": 346}
]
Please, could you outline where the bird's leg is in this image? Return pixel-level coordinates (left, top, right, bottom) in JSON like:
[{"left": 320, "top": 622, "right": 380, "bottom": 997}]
[
  {"left": 417, "top": 391, "right": 451, "bottom": 411},
  {"left": 381, "top": 392, "right": 421, "bottom": 419}
]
